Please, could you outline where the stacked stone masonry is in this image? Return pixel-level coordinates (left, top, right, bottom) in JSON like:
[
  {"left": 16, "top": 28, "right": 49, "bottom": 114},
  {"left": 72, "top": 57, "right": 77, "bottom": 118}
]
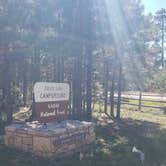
[{"left": 4, "top": 120, "right": 95, "bottom": 157}]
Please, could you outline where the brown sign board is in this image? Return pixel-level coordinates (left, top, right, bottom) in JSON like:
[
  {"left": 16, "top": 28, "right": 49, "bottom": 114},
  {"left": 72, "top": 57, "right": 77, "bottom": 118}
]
[{"left": 34, "top": 82, "right": 70, "bottom": 123}]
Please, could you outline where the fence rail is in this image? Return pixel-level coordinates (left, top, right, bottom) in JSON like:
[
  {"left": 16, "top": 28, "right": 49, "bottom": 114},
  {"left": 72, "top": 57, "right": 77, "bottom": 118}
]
[
  {"left": 122, "top": 92, "right": 166, "bottom": 97},
  {"left": 114, "top": 97, "right": 166, "bottom": 104}
]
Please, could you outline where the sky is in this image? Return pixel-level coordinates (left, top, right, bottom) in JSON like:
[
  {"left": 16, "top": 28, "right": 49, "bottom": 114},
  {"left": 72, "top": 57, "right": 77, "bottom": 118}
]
[{"left": 142, "top": 0, "right": 166, "bottom": 14}]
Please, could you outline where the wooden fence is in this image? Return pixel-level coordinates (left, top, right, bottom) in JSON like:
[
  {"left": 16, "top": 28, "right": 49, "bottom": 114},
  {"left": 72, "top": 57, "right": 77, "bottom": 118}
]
[{"left": 114, "top": 92, "right": 166, "bottom": 111}]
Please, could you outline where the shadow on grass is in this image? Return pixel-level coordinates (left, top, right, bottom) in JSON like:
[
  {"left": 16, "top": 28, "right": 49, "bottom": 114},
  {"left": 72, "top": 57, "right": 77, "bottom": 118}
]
[
  {"left": 1, "top": 117, "right": 166, "bottom": 166},
  {"left": 95, "top": 116, "right": 166, "bottom": 166}
]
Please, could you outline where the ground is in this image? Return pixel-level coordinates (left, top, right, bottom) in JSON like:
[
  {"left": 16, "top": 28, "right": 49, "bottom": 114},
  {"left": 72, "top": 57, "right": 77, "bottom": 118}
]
[{"left": 1, "top": 104, "right": 166, "bottom": 166}]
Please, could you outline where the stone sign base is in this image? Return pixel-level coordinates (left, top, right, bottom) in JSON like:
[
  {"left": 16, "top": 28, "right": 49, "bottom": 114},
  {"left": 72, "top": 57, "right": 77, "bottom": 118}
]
[{"left": 4, "top": 120, "right": 95, "bottom": 158}]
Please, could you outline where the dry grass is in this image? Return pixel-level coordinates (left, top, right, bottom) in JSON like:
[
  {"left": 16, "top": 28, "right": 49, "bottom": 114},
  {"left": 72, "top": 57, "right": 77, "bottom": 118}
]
[{"left": 1, "top": 104, "right": 166, "bottom": 166}]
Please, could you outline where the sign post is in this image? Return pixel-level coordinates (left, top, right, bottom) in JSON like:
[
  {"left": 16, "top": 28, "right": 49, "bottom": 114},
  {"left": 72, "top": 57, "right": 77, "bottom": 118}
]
[{"left": 34, "top": 82, "right": 70, "bottom": 123}]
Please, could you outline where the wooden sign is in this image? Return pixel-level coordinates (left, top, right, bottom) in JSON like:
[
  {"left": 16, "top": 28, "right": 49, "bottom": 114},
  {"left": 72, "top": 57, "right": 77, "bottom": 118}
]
[{"left": 34, "top": 82, "right": 70, "bottom": 123}]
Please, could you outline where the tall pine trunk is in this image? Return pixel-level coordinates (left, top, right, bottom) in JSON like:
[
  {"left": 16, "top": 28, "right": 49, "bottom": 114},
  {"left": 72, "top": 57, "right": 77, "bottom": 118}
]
[
  {"left": 72, "top": 54, "right": 82, "bottom": 120},
  {"left": 86, "top": 45, "right": 92, "bottom": 121},
  {"left": 3, "top": 55, "right": 13, "bottom": 124},
  {"left": 104, "top": 60, "right": 109, "bottom": 115},
  {"left": 23, "top": 58, "right": 27, "bottom": 107},
  {"left": 117, "top": 64, "right": 122, "bottom": 120},
  {"left": 32, "top": 47, "right": 40, "bottom": 120},
  {"left": 110, "top": 69, "right": 115, "bottom": 117}
]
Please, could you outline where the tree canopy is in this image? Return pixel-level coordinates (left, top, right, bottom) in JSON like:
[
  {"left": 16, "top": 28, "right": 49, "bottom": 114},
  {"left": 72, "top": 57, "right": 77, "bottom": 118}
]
[{"left": 0, "top": 0, "right": 165, "bottom": 123}]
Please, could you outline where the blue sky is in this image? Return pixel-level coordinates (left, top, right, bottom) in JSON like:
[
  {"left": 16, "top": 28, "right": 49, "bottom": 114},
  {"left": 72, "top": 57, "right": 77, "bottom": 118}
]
[{"left": 142, "top": 0, "right": 166, "bottom": 14}]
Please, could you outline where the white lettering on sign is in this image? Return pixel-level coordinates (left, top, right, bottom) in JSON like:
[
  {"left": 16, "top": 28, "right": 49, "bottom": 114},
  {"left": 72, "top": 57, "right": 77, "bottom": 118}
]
[
  {"left": 34, "top": 82, "right": 69, "bottom": 103},
  {"left": 57, "top": 109, "right": 66, "bottom": 115},
  {"left": 40, "top": 111, "right": 56, "bottom": 118},
  {"left": 48, "top": 103, "right": 59, "bottom": 109},
  {"left": 40, "top": 110, "right": 66, "bottom": 118}
]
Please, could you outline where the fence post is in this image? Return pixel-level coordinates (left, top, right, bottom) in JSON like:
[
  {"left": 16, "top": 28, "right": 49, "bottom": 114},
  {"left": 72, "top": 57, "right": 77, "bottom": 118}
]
[{"left": 138, "top": 91, "right": 142, "bottom": 111}]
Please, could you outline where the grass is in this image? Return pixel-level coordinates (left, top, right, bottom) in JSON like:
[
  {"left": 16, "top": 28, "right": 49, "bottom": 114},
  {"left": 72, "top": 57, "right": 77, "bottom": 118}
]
[
  {"left": 126, "top": 99, "right": 166, "bottom": 108},
  {"left": 1, "top": 104, "right": 166, "bottom": 166}
]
